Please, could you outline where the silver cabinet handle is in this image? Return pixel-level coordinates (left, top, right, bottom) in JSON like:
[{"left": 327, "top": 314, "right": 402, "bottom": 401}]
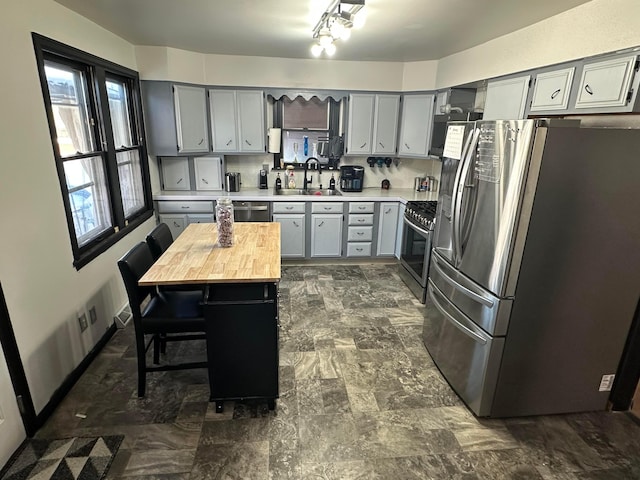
[
  {"left": 245, "top": 139, "right": 252, "bottom": 146},
  {"left": 286, "top": 206, "right": 294, "bottom": 210},
  {"left": 198, "top": 138, "right": 204, "bottom": 145},
  {"left": 226, "top": 139, "right": 232, "bottom": 146},
  {"left": 384, "top": 208, "right": 391, "bottom": 214},
  {"left": 357, "top": 218, "right": 365, "bottom": 223},
  {"left": 323, "top": 206, "right": 332, "bottom": 210},
  {"left": 584, "top": 84, "right": 594, "bottom": 95},
  {"left": 181, "top": 206, "right": 190, "bottom": 209},
  {"left": 356, "top": 232, "right": 364, "bottom": 236},
  {"left": 550, "top": 89, "right": 561, "bottom": 99},
  {"left": 378, "top": 142, "right": 385, "bottom": 149},
  {"left": 404, "top": 142, "right": 410, "bottom": 149},
  {"left": 358, "top": 206, "right": 366, "bottom": 210},
  {"left": 356, "top": 247, "right": 363, "bottom": 252},
  {"left": 318, "top": 221, "right": 325, "bottom": 227},
  {"left": 359, "top": 142, "right": 367, "bottom": 149},
  {"left": 293, "top": 221, "right": 299, "bottom": 227},
  {"left": 177, "top": 178, "right": 183, "bottom": 184},
  {"left": 202, "top": 178, "right": 209, "bottom": 184}
]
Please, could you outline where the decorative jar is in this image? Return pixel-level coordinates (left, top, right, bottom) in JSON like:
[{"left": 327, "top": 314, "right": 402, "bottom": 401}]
[{"left": 215, "top": 197, "right": 234, "bottom": 247}]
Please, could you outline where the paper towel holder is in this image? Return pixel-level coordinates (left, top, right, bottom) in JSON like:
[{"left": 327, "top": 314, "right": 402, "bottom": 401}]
[{"left": 268, "top": 128, "right": 281, "bottom": 153}]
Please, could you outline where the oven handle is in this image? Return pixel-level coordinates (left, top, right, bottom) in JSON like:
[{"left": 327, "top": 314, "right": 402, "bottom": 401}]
[
  {"left": 403, "top": 216, "right": 431, "bottom": 238},
  {"left": 431, "top": 255, "right": 494, "bottom": 308},
  {"left": 428, "top": 282, "right": 488, "bottom": 345}
]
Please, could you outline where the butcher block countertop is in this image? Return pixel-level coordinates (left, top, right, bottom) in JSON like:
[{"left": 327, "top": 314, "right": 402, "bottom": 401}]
[{"left": 139, "top": 222, "right": 281, "bottom": 285}]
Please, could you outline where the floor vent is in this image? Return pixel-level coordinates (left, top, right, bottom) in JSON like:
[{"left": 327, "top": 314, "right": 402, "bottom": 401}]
[{"left": 114, "top": 304, "right": 132, "bottom": 328}]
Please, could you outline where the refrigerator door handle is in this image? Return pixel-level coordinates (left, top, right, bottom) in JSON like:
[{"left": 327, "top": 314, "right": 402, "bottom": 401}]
[
  {"left": 453, "top": 128, "right": 480, "bottom": 262},
  {"left": 431, "top": 255, "right": 495, "bottom": 308},
  {"left": 428, "top": 282, "right": 488, "bottom": 345}
]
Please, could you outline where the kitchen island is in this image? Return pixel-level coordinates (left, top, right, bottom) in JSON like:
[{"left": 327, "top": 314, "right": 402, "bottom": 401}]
[{"left": 139, "top": 222, "right": 281, "bottom": 412}]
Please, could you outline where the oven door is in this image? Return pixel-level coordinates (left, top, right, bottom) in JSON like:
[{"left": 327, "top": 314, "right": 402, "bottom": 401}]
[{"left": 400, "top": 217, "right": 431, "bottom": 288}]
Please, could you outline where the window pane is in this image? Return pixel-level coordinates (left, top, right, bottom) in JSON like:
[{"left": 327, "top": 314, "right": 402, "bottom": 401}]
[
  {"left": 106, "top": 78, "right": 134, "bottom": 148},
  {"left": 44, "top": 62, "right": 97, "bottom": 156},
  {"left": 117, "top": 150, "right": 145, "bottom": 217},
  {"left": 64, "top": 157, "right": 112, "bottom": 246}
]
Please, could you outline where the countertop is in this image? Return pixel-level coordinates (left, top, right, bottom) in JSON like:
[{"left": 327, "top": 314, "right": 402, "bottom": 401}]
[
  {"left": 139, "top": 223, "right": 281, "bottom": 285},
  {"left": 153, "top": 187, "right": 439, "bottom": 203}
]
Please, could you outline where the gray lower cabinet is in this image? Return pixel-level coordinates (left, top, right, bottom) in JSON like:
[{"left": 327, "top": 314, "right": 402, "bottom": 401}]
[
  {"left": 272, "top": 202, "right": 306, "bottom": 258},
  {"left": 156, "top": 200, "right": 215, "bottom": 238},
  {"left": 377, "top": 202, "right": 400, "bottom": 256},
  {"left": 311, "top": 202, "right": 344, "bottom": 257},
  {"left": 347, "top": 202, "right": 374, "bottom": 257}
]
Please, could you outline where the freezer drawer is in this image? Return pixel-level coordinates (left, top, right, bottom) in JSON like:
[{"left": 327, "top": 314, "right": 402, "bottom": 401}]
[
  {"left": 430, "top": 250, "right": 512, "bottom": 336},
  {"left": 423, "top": 280, "right": 504, "bottom": 417}
]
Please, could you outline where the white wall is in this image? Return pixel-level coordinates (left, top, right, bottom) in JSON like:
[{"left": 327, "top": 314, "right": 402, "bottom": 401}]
[
  {"left": 0, "top": 1, "right": 155, "bottom": 413},
  {"left": 435, "top": 0, "right": 640, "bottom": 88}
]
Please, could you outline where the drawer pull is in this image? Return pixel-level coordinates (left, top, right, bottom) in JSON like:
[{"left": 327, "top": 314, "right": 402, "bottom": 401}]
[
  {"left": 181, "top": 206, "right": 190, "bottom": 209},
  {"left": 357, "top": 232, "right": 364, "bottom": 236},
  {"left": 358, "top": 206, "right": 366, "bottom": 210},
  {"left": 358, "top": 219, "right": 365, "bottom": 223}
]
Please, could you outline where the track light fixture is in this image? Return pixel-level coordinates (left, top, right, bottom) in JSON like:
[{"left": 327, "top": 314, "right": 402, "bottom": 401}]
[{"left": 311, "top": 0, "right": 365, "bottom": 58}]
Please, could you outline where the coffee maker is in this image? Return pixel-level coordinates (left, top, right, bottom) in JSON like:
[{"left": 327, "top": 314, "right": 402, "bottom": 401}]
[
  {"left": 258, "top": 169, "right": 268, "bottom": 189},
  {"left": 339, "top": 165, "right": 364, "bottom": 192}
]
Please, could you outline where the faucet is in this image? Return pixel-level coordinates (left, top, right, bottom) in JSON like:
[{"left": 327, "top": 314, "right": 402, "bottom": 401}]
[{"left": 303, "top": 157, "right": 319, "bottom": 190}]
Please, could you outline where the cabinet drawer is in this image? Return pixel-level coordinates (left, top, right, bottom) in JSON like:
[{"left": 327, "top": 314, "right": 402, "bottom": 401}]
[
  {"left": 272, "top": 202, "right": 305, "bottom": 214},
  {"left": 347, "top": 242, "right": 372, "bottom": 257},
  {"left": 348, "top": 214, "right": 374, "bottom": 226},
  {"left": 157, "top": 201, "right": 214, "bottom": 213},
  {"left": 348, "top": 202, "right": 375, "bottom": 214},
  {"left": 348, "top": 226, "right": 373, "bottom": 241},
  {"left": 311, "top": 202, "right": 343, "bottom": 214}
]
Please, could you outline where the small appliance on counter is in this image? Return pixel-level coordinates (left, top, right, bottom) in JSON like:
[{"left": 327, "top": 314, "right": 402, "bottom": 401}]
[
  {"left": 224, "top": 172, "right": 241, "bottom": 192},
  {"left": 258, "top": 169, "right": 268, "bottom": 189},
  {"left": 339, "top": 165, "right": 364, "bottom": 192}
]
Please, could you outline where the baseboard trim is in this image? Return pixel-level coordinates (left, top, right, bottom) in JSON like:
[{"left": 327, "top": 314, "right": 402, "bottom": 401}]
[{"left": 33, "top": 323, "right": 118, "bottom": 433}]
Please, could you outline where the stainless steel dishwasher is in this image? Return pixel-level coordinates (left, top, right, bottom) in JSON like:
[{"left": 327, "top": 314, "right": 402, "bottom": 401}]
[{"left": 232, "top": 201, "right": 271, "bottom": 222}]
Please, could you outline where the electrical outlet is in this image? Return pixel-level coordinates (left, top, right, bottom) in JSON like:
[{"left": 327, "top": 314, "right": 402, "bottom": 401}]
[
  {"left": 78, "top": 313, "right": 88, "bottom": 332},
  {"left": 89, "top": 306, "right": 97, "bottom": 324}
]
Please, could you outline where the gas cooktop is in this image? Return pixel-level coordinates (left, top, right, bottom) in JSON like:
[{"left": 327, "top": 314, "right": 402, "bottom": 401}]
[{"left": 405, "top": 200, "right": 438, "bottom": 230}]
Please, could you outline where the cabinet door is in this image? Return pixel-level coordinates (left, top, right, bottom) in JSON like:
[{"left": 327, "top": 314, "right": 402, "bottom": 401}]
[
  {"left": 173, "top": 85, "right": 209, "bottom": 153},
  {"left": 159, "top": 214, "right": 187, "bottom": 238},
  {"left": 237, "top": 90, "right": 266, "bottom": 153},
  {"left": 483, "top": 75, "right": 530, "bottom": 120},
  {"left": 209, "top": 89, "right": 238, "bottom": 152},
  {"left": 530, "top": 68, "right": 575, "bottom": 111},
  {"left": 194, "top": 156, "right": 223, "bottom": 191},
  {"left": 575, "top": 55, "right": 637, "bottom": 109},
  {"left": 398, "top": 94, "right": 435, "bottom": 158},
  {"left": 372, "top": 94, "right": 400, "bottom": 155},
  {"left": 311, "top": 214, "right": 343, "bottom": 257},
  {"left": 346, "top": 94, "right": 375, "bottom": 155},
  {"left": 272, "top": 214, "right": 306, "bottom": 258},
  {"left": 377, "top": 202, "right": 399, "bottom": 256},
  {"left": 161, "top": 157, "right": 190, "bottom": 190}
]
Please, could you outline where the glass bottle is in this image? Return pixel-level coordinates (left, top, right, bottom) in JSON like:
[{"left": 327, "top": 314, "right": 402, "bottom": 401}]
[
  {"left": 275, "top": 173, "right": 282, "bottom": 190},
  {"left": 215, "top": 197, "right": 234, "bottom": 247}
]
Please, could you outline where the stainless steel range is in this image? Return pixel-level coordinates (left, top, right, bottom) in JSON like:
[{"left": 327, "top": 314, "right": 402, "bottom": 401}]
[{"left": 398, "top": 200, "right": 438, "bottom": 303}]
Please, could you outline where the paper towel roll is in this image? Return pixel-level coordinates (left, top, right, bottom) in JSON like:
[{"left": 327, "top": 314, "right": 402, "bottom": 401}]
[{"left": 268, "top": 128, "right": 281, "bottom": 153}]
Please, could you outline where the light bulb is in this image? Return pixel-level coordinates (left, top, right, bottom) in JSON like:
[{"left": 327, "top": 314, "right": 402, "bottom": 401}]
[
  {"left": 325, "top": 42, "right": 336, "bottom": 56},
  {"left": 330, "top": 21, "right": 345, "bottom": 39},
  {"left": 311, "top": 43, "right": 323, "bottom": 57},
  {"left": 339, "top": 28, "right": 351, "bottom": 41}
]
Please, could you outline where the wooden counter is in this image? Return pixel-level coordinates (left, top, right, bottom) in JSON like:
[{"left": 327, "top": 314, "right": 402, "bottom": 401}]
[{"left": 139, "top": 222, "right": 281, "bottom": 286}]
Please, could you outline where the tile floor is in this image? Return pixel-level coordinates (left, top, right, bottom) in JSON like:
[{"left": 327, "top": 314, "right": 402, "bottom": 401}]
[{"left": 34, "top": 265, "right": 640, "bottom": 479}]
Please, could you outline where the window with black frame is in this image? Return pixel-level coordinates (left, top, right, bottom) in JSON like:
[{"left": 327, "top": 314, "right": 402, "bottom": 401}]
[{"left": 33, "top": 34, "right": 153, "bottom": 269}]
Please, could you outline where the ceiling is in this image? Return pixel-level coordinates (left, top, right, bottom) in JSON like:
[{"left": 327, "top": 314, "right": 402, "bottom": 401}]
[{"left": 55, "top": 0, "right": 592, "bottom": 62}]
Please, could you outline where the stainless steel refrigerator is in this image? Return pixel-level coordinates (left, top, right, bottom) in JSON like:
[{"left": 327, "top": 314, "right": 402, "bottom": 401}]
[{"left": 424, "top": 118, "right": 640, "bottom": 417}]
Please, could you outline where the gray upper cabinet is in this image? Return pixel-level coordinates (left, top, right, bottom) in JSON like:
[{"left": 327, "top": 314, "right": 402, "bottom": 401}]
[
  {"left": 209, "top": 89, "right": 266, "bottom": 154},
  {"left": 398, "top": 94, "right": 435, "bottom": 158},
  {"left": 160, "top": 157, "right": 191, "bottom": 190},
  {"left": 483, "top": 75, "right": 531, "bottom": 120},
  {"left": 142, "top": 81, "right": 210, "bottom": 156},
  {"left": 346, "top": 93, "right": 400, "bottom": 156},
  {"left": 346, "top": 94, "right": 375, "bottom": 155},
  {"left": 529, "top": 67, "right": 575, "bottom": 112},
  {"left": 173, "top": 85, "right": 209, "bottom": 153},
  {"left": 372, "top": 94, "right": 400, "bottom": 155},
  {"left": 574, "top": 54, "right": 638, "bottom": 110}
]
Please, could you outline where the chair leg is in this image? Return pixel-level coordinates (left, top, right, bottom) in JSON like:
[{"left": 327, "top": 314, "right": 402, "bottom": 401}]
[
  {"left": 153, "top": 334, "right": 160, "bottom": 364},
  {"left": 160, "top": 333, "right": 167, "bottom": 354},
  {"left": 136, "top": 333, "right": 147, "bottom": 397}
]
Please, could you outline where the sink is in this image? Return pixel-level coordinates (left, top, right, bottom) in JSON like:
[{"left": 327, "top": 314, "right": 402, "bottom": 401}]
[
  {"left": 304, "top": 189, "right": 342, "bottom": 196},
  {"left": 274, "top": 188, "right": 341, "bottom": 196}
]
